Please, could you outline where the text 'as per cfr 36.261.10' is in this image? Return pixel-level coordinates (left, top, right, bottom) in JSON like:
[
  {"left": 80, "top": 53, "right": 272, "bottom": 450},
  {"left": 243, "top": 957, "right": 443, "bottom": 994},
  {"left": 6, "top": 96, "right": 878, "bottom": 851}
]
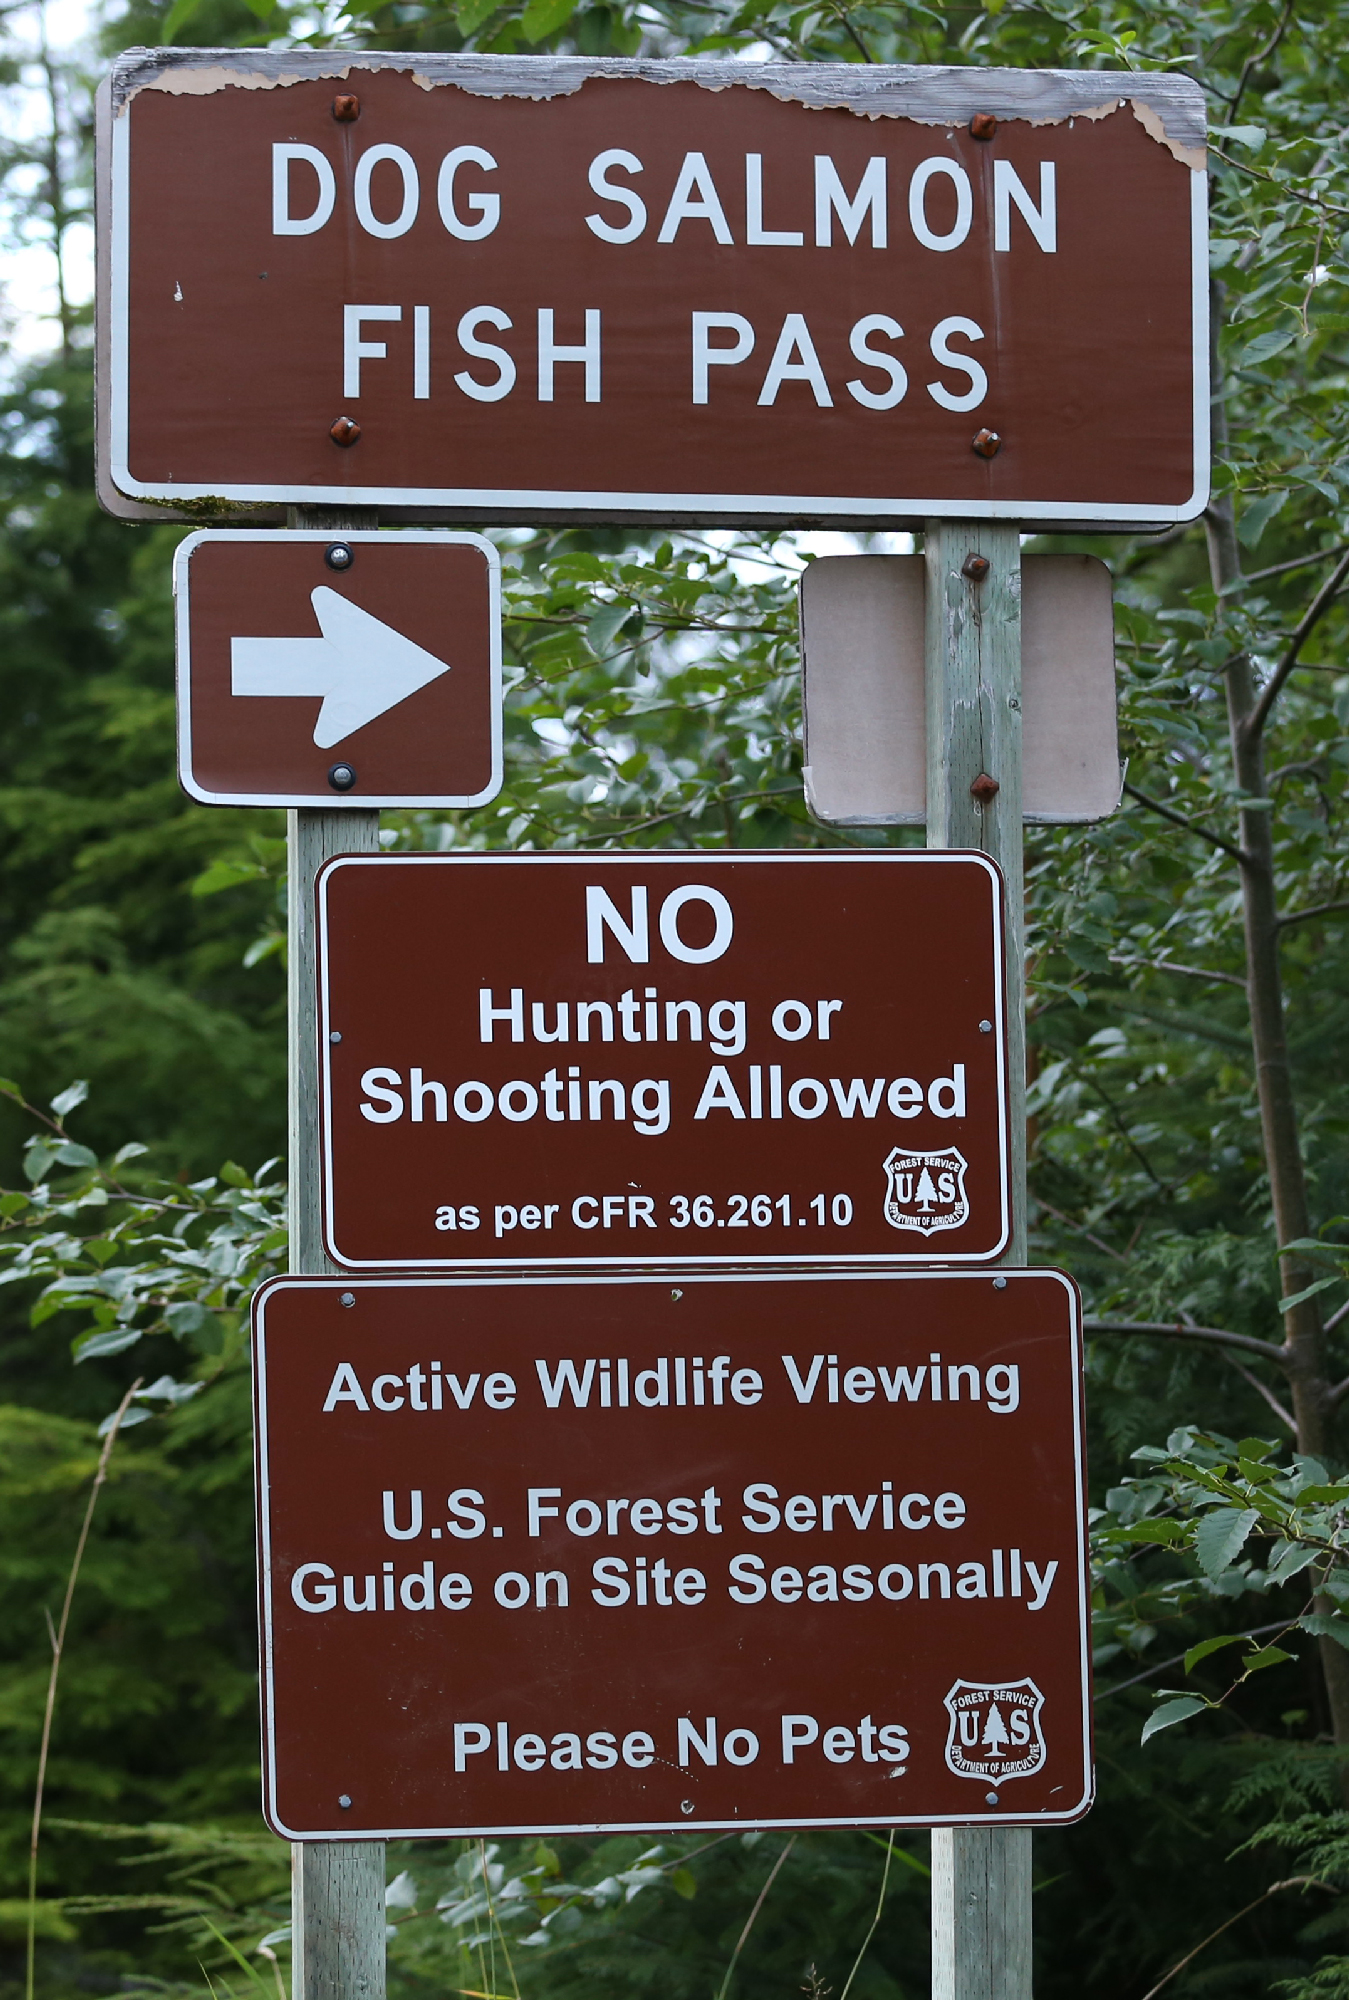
[{"left": 316, "top": 850, "right": 1011, "bottom": 1271}]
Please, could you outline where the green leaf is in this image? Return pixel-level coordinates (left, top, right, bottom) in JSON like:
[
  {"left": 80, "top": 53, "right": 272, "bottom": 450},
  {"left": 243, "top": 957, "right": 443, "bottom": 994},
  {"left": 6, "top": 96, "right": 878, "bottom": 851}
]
[
  {"left": 165, "top": 1302, "right": 213, "bottom": 1339},
  {"left": 1113, "top": 1519, "right": 1189, "bottom": 1545},
  {"left": 1238, "top": 489, "right": 1289, "bottom": 548},
  {"left": 159, "top": 0, "right": 206, "bottom": 38},
  {"left": 520, "top": 0, "right": 576, "bottom": 39},
  {"left": 1299, "top": 1613, "right": 1349, "bottom": 1650},
  {"left": 1294, "top": 1484, "right": 1349, "bottom": 1504},
  {"left": 1212, "top": 124, "right": 1267, "bottom": 148},
  {"left": 191, "top": 857, "right": 265, "bottom": 898},
  {"left": 97, "top": 1405, "right": 152, "bottom": 1436},
  {"left": 1141, "top": 1695, "right": 1207, "bottom": 1744},
  {"left": 135, "top": 1374, "right": 205, "bottom": 1406},
  {"left": 586, "top": 601, "right": 636, "bottom": 656},
  {"left": 51, "top": 1079, "right": 89, "bottom": 1118},
  {"left": 670, "top": 1867, "right": 697, "bottom": 1900},
  {"left": 1242, "top": 1645, "right": 1294, "bottom": 1672},
  {"left": 23, "top": 1139, "right": 59, "bottom": 1184},
  {"left": 1268, "top": 1541, "right": 1320, "bottom": 1584},
  {"left": 1183, "top": 1632, "right": 1249, "bottom": 1674},
  {"left": 1195, "top": 1506, "right": 1259, "bottom": 1577},
  {"left": 456, "top": 0, "right": 501, "bottom": 31},
  {"left": 0, "top": 1191, "right": 28, "bottom": 1217},
  {"left": 1279, "top": 1275, "right": 1343, "bottom": 1312},
  {"left": 1236, "top": 328, "right": 1296, "bottom": 369},
  {"left": 74, "top": 1327, "right": 144, "bottom": 1362},
  {"left": 54, "top": 1143, "right": 98, "bottom": 1169},
  {"left": 219, "top": 1161, "right": 251, "bottom": 1188}
]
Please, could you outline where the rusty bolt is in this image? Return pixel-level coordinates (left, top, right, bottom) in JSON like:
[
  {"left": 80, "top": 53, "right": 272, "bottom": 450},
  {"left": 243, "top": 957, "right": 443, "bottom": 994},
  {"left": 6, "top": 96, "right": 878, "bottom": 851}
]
[
  {"left": 333, "top": 93, "right": 360, "bottom": 121},
  {"left": 972, "top": 428, "right": 1002, "bottom": 459},
  {"left": 962, "top": 553, "right": 991, "bottom": 582},
  {"left": 970, "top": 773, "right": 1000, "bottom": 804},
  {"left": 329, "top": 416, "right": 362, "bottom": 448},
  {"left": 969, "top": 111, "right": 998, "bottom": 140}
]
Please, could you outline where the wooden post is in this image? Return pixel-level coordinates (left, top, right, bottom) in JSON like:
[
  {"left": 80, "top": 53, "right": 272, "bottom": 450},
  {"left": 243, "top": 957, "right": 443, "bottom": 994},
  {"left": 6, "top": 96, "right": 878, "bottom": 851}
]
[
  {"left": 923, "top": 519, "right": 1032, "bottom": 2000},
  {"left": 285, "top": 508, "right": 387, "bottom": 2000}
]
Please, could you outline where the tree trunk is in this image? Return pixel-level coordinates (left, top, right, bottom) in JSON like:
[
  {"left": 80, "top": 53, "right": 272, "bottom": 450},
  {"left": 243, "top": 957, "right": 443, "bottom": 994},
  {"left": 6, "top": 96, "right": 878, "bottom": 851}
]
[{"left": 1204, "top": 289, "right": 1349, "bottom": 1753}]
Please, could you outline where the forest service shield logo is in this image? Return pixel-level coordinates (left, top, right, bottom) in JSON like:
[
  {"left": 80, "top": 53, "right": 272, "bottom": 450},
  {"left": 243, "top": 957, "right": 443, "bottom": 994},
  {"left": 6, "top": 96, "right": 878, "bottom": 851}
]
[
  {"left": 943, "top": 1679, "right": 1047, "bottom": 1783},
  {"left": 882, "top": 1147, "right": 970, "bottom": 1235}
]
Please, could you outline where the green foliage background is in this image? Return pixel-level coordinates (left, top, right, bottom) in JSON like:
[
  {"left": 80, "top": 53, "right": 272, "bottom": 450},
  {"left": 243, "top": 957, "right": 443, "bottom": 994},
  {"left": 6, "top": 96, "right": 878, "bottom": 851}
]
[{"left": 9, "top": 0, "right": 1349, "bottom": 1996}]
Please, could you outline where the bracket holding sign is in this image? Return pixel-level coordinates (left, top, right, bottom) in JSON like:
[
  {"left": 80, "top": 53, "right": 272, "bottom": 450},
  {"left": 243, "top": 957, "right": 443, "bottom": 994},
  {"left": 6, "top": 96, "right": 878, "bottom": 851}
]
[{"left": 254, "top": 1269, "right": 1092, "bottom": 1840}]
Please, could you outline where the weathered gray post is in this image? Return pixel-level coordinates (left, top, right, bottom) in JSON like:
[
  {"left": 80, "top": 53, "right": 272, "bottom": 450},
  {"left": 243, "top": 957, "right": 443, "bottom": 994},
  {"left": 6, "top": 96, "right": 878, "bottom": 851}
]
[
  {"left": 285, "top": 508, "right": 386, "bottom": 2000},
  {"left": 923, "top": 519, "right": 1032, "bottom": 2000}
]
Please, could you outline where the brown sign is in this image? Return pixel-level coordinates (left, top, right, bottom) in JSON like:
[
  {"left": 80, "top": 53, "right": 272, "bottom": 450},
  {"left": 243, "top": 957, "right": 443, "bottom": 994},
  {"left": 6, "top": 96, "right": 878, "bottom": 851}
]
[
  {"left": 317, "top": 852, "right": 1009, "bottom": 1270},
  {"left": 174, "top": 531, "right": 501, "bottom": 808},
  {"left": 101, "top": 53, "right": 1206, "bottom": 528},
  {"left": 254, "top": 1270, "right": 1091, "bottom": 1838}
]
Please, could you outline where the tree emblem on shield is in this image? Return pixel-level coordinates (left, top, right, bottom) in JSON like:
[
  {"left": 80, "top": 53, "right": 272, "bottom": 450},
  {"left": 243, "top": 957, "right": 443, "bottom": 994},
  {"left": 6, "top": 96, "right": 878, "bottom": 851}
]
[
  {"left": 943, "top": 1679, "right": 1047, "bottom": 1782},
  {"left": 882, "top": 1146, "right": 970, "bottom": 1234}
]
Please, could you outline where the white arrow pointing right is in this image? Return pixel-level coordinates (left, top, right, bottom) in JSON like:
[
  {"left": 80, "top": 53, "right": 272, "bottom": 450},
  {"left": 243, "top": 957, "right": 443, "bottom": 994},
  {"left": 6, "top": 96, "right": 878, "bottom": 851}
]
[{"left": 230, "top": 587, "right": 453, "bottom": 748}]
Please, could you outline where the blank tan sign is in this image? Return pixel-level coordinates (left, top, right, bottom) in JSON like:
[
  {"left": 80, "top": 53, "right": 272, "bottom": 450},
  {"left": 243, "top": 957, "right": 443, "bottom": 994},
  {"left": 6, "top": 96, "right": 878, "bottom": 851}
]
[{"left": 800, "top": 554, "right": 1120, "bottom": 825}]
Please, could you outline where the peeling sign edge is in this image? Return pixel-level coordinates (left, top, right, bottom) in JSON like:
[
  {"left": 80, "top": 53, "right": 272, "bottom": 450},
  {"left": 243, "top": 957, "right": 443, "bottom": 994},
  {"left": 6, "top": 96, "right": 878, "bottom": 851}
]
[{"left": 108, "top": 54, "right": 1206, "bottom": 169}]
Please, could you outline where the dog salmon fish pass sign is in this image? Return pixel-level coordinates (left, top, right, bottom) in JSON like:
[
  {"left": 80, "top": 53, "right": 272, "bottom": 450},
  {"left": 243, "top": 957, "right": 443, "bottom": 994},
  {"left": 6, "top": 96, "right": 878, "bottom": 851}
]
[
  {"left": 317, "top": 852, "right": 1010, "bottom": 1271},
  {"left": 99, "top": 53, "right": 1207, "bottom": 528},
  {"left": 253, "top": 1270, "right": 1092, "bottom": 1838}
]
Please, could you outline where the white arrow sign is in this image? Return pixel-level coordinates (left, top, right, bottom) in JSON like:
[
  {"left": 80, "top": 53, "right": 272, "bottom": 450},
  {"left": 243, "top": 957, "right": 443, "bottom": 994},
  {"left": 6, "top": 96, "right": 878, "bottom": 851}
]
[{"left": 231, "top": 587, "right": 452, "bottom": 749}]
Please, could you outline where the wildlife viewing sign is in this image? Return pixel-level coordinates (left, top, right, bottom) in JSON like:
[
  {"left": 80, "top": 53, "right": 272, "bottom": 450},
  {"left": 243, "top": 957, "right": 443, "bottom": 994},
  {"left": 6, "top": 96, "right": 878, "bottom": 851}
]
[
  {"left": 316, "top": 851, "right": 1011, "bottom": 1271},
  {"left": 98, "top": 51, "right": 1207, "bottom": 526},
  {"left": 253, "top": 1270, "right": 1092, "bottom": 1839}
]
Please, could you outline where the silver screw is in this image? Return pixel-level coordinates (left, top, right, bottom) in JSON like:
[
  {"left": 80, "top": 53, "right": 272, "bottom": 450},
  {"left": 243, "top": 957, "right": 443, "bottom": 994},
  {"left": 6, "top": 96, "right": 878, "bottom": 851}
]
[
  {"left": 330, "top": 1031, "right": 342, "bottom": 1044},
  {"left": 979, "top": 1020, "right": 993, "bottom": 1034},
  {"left": 339, "top": 1794, "right": 352, "bottom": 1808},
  {"left": 985, "top": 1791, "right": 999, "bottom": 1806},
  {"left": 340, "top": 1292, "right": 356, "bottom": 1308},
  {"left": 993, "top": 1276, "right": 1007, "bottom": 1290},
  {"left": 680, "top": 1800, "right": 694, "bottom": 1815}
]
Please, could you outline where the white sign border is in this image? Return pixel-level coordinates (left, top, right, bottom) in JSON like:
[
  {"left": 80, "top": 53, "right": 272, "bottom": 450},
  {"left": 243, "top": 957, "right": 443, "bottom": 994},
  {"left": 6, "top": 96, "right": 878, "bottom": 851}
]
[
  {"left": 173, "top": 529, "right": 503, "bottom": 809},
  {"left": 253, "top": 1265, "right": 1092, "bottom": 1840},
  {"left": 316, "top": 850, "right": 1012, "bottom": 1271}
]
